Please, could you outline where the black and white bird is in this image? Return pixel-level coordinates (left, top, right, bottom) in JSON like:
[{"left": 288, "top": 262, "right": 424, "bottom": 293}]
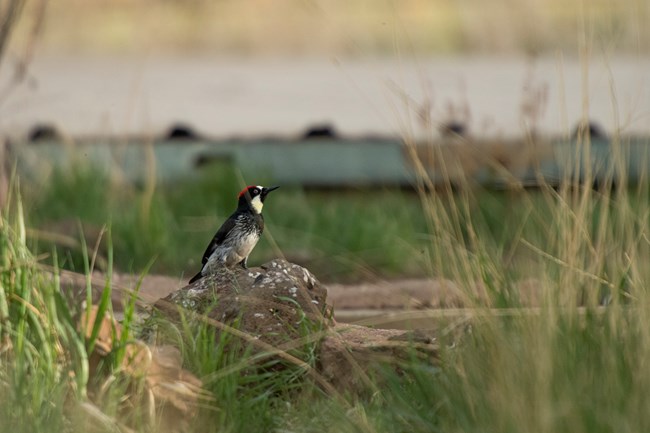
[{"left": 189, "top": 185, "right": 279, "bottom": 283}]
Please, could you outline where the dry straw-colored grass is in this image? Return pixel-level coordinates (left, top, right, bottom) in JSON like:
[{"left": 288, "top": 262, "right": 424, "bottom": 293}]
[{"left": 10, "top": 0, "right": 650, "bottom": 56}]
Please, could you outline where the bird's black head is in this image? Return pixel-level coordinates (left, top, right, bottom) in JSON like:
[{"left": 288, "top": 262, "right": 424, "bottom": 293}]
[{"left": 237, "top": 185, "right": 279, "bottom": 213}]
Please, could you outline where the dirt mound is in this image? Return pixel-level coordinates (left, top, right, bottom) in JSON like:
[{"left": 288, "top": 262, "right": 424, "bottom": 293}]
[
  {"left": 153, "top": 259, "right": 440, "bottom": 392},
  {"left": 154, "top": 259, "right": 331, "bottom": 346}
]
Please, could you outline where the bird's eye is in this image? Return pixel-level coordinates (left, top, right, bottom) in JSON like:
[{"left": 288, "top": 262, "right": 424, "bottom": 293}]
[{"left": 252, "top": 188, "right": 259, "bottom": 195}]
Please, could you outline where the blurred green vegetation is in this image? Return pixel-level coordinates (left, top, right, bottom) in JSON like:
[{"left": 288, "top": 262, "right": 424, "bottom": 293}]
[
  {"left": 21, "top": 159, "right": 650, "bottom": 286},
  {"left": 23, "top": 161, "right": 433, "bottom": 281}
]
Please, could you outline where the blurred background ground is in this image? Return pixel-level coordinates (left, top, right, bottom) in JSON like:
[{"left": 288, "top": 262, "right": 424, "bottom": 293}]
[
  {"left": 1, "top": 0, "right": 649, "bottom": 138},
  {"left": 1, "top": 0, "right": 649, "bottom": 287},
  {"left": 12, "top": 0, "right": 650, "bottom": 56}
]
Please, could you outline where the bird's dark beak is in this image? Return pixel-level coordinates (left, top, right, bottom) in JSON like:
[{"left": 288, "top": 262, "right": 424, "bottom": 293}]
[{"left": 261, "top": 186, "right": 279, "bottom": 200}]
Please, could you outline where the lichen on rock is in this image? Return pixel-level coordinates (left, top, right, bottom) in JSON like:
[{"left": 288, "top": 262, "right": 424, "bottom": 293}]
[
  {"left": 153, "top": 259, "right": 440, "bottom": 392},
  {"left": 155, "top": 259, "right": 332, "bottom": 346}
]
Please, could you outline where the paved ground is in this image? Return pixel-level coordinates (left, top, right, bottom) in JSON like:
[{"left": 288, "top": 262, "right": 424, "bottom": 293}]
[{"left": 1, "top": 55, "right": 649, "bottom": 139}]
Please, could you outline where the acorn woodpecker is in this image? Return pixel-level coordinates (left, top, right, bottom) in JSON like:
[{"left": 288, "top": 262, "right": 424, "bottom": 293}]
[{"left": 188, "top": 185, "right": 279, "bottom": 283}]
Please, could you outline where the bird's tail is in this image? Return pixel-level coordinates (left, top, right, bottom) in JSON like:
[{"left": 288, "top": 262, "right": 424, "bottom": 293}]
[{"left": 188, "top": 271, "right": 203, "bottom": 284}]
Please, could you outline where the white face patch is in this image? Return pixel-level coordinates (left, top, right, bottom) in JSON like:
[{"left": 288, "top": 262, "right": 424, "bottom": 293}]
[{"left": 250, "top": 195, "right": 263, "bottom": 214}]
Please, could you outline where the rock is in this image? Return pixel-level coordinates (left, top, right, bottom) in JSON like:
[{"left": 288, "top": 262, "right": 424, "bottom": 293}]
[
  {"left": 154, "top": 259, "right": 332, "bottom": 346},
  {"left": 80, "top": 306, "right": 210, "bottom": 433},
  {"left": 302, "top": 123, "right": 338, "bottom": 139},
  {"left": 28, "top": 123, "right": 61, "bottom": 142},
  {"left": 153, "top": 259, "right": 442, "bottom": 393},
  {"left": 327, "top": 278, "right": 465, "bottom": 310},
  {"left": 329, "top": 277, "right": 545, "bottom": 314},
  {"left": 318, "top": 324, "right": 439, "bottom": 392},
  {"left": 165, "top": 123, "right": 200, "bottom": 140}
]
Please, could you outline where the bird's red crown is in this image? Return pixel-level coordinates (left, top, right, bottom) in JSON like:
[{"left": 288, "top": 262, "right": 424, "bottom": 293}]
[{"left": 238, "top": 185, "right": 258, "bottom": 198}]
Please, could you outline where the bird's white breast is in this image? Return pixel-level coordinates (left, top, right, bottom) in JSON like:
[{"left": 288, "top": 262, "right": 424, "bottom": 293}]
[{"left": 235, "top": 231, "right": 260, "bottom": 257}]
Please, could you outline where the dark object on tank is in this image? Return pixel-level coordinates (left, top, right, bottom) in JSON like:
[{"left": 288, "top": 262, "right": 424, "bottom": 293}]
[
  {"left": 303, "top": 124, "right": 338, "bottom": 139},
  {"left": 28, "top": 123, "right": 60, "bottom": 143},
  {"left": 166, "top": 123, "right": 200, "bottom": 140},
  {"left": 572, "top": 121, "right": 606, "bottom": 140},
  {"left": 439, "top": 121, "right": 467, "bottom": 137},
  {"left": 194, "top": 154, "right": 233, "bottom": 168}
]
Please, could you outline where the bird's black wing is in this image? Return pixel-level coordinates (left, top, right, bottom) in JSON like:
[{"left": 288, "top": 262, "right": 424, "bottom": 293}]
[{"left": 200, "top": 212, "right": 239, "bottom": 265}]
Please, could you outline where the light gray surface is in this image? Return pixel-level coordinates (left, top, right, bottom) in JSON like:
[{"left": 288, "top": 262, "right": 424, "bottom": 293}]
[
  {"left": 12, "top": 136, "right": 650, "bottom": 187},
  {"left": 1, "top": 55, "right": 649, "bottom": 138}
]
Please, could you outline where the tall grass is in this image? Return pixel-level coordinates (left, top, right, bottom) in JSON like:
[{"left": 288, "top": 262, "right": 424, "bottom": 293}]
[
  {"left": 0, "top": 180, "right": 184, "bottom": 432},
  {"left": 386, "top": 87, "right": 650, "bottom": 431},
  {"left": 0, "top": 184, "right": 83, "bottom": 432},
  {"left": 4, "top": 143, "right": 650, "bottom": 431},
  {"left": 1, "top": 179, "right": 335, "bottom": 432}
]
